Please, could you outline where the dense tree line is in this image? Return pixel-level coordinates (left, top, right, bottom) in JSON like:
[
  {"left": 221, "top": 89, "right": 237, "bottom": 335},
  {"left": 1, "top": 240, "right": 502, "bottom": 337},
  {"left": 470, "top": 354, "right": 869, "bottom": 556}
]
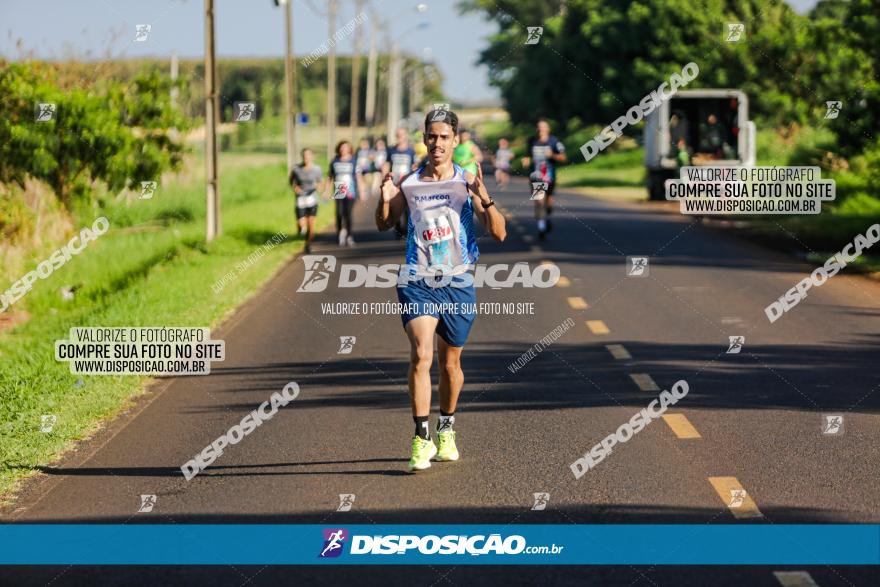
[{"left": 463, "top": 0, "right": 878, "bottom": 156}]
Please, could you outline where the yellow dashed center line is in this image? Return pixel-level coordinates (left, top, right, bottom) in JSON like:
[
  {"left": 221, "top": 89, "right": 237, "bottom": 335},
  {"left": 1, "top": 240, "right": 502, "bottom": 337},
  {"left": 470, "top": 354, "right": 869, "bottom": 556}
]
[
  {"left": 605, "top": 344, "right": 631, "bottom": 360},
  {"left": 708, "top": 476, "right": 764, "bottom": 519},
  {"left": 567, "top": 296, "right": 589, "bottom": 310},
  {"left": 662, "top": 413, "right": 701, "bottom": 439},
  {"left": 585, "top": 320, "right": 609, "bottom": 334},
  {"left": 773, "top": 571, "right": 819, "bottom": 587},
  {"left": 629, "top": 373, "right": 659, "bottom": 391},
  {"left": 556, "top": 276, "right": 571, "bottom": 288}
]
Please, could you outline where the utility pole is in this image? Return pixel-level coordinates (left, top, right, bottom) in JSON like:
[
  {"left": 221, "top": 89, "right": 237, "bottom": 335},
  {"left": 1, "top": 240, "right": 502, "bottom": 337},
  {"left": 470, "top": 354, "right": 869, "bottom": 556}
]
[
  {"left": 282, "top": 0, "right": 296, "bottom": 174},
  {"left": 204, "top": 0, "right": 220, "bottom": 242},
  {"left": 409, "top": 66, "right": 423, "bottom": 115},
  {"left": 386, "top": 41, "right": 402, "bottom": 144},
  {"left": 349, "top": 0, "right": 363, "bottom": 141},
  {"left": 327, "top": 0, "right": 338, "bottom": 163},
  {"left": 170, "top": 50, "right": 179, "bottom": 108},
  {"left": 364, "top": 12, "right": 378, "bottom": 134}
]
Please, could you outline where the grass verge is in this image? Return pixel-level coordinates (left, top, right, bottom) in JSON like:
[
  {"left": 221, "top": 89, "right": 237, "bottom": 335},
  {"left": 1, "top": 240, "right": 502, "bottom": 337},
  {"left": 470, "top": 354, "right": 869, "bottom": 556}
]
[{"left": 0, "top": 151, "right": 335, "bottom": 500}]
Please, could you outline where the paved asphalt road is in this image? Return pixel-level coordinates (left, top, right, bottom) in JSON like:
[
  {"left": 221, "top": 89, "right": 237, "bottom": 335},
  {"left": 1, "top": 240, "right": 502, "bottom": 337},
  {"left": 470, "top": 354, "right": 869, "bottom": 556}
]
[{"left": 3, "top": 177, "right": 879, "bottom": 586}]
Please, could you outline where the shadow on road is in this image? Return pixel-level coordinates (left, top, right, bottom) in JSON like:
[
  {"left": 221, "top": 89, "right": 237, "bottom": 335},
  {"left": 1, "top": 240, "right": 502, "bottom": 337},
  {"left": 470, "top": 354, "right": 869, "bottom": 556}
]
[{"left": 198, "top": 338, "right": 880, "bottom": 415}]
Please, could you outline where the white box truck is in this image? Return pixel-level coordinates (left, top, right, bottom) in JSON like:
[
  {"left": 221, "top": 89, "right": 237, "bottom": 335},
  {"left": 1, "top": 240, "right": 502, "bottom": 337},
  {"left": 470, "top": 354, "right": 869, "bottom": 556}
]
[{"left": 643, "top": 89, "right": 756, "bottom": 200}]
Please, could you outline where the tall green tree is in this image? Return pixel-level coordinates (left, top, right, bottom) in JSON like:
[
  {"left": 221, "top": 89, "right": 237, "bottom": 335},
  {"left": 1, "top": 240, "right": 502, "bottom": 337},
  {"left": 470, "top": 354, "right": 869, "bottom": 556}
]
[
  {"left": 0, "top": 62, "right": 187, "bottom": 208},
  {"left": 462, "top": 0, "right": 812, "bottom": 131}
]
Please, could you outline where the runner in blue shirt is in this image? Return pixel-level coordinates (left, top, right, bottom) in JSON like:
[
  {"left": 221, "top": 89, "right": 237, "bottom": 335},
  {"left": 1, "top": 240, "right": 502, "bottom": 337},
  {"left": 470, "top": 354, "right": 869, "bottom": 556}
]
[
  {"left": 522, "top": 119, "right": 567, "bottom": 240},
  {"left": 382, "top": 127, "right": 417, "bottom": 239},
  {"left": 329, "top": 140, "right": 360, "bottom": 247},
  {"left": 375, "top": 108, "right": 507, "bottom": 472}
]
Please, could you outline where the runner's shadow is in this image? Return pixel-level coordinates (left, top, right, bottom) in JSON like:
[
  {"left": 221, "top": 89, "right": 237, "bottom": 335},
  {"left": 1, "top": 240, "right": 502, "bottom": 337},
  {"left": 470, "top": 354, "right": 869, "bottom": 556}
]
[{"left": 19, "top": 458, "right": 411, "bottom": 479}]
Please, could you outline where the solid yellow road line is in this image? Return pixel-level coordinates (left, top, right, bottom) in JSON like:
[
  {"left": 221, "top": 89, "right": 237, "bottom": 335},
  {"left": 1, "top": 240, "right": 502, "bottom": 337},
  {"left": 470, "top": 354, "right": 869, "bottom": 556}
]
[
  {"left": 605, "top": 344, "right": 631, "bottom": 360},
  {"left": 585, "top": 320, "right": 609, "bottom": 334},
  {"left": 540, "top": 259, "right": 554, "bottom": 266},
  {"left": 629, "top": 373, "right": 659, "bottom": 391},
  {"left": 708, "top": 476, "right": 763, "bottom": 519},
  {"left": 556, "top": 276, "right": 571, "bottom": 288},
  {"left": 773, "top": 571, "right": 819, "bottom": 587},
  {"left": 661, "top": 413, "right": 701, "bottom": 439},
  {"left": 567, "top": 296, "right": 589, "bottom": 310}
]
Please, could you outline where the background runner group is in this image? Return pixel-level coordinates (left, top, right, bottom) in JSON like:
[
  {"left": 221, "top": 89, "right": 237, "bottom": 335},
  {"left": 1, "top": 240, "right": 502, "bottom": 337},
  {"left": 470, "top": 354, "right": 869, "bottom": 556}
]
[{"left": 288, "top": 119, "right": 568, "bottom": 250}]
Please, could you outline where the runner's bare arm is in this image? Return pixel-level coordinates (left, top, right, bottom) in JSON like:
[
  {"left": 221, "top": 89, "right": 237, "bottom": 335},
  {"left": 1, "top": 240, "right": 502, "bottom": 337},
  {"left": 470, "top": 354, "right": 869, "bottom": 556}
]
[
  {"left": 465, "top": 167, "right": 506, "bottom": 242},
  {"left": 288, "top": 170, "right": 302, "bottom": 195},
  {"left": 375, "top": 172, "right": 406, "bottom": 231}
]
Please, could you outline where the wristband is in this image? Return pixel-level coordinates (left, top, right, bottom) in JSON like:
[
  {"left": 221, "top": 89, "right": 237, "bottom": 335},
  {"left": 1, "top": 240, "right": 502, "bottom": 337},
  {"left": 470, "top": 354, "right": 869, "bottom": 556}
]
[{"left": 482, "top": 199, "right": 495, "bottom": 209}]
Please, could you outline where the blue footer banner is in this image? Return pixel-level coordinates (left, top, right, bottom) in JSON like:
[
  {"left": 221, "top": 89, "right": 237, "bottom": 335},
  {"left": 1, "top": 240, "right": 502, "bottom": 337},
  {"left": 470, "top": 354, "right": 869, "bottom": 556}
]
[{"left": 2, "top": 525, "right": 878, "bottom": 565}]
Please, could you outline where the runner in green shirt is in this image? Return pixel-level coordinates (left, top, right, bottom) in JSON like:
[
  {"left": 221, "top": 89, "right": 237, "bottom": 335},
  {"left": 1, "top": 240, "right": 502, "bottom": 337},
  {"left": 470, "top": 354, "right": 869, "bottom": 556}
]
[{"left": 453, "top": 129, "right": 482, "bottom": 176}]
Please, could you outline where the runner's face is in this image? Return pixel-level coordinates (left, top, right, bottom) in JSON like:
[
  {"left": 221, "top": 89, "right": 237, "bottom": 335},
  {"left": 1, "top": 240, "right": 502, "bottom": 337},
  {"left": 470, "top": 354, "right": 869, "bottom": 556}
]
[
  {"left": 303, "top": 150, "right": 314, "bottom": 165},
  {"left": 396, "top": 128, "right": 409, "bottom": 144},
  {"left": 537, "top": 121, "right": 550, "bottom": 139},
  {"left": 424, "top": 122, "right": 458, "bottom": 165}
]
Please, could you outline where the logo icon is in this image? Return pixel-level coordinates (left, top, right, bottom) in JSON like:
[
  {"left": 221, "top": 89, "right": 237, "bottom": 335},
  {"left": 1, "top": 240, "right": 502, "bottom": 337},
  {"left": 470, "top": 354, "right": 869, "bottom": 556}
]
[
  {"left": 337, "top": 494, "right": 355, "bottom": 512},
  {"left": 319, "top": 528, "right": 348, "bottom": 558},
  {"left": 824, "top": 101, "right": 842, "bottom": 120},
  {"left": 40, "top": 414, "right": 57, "bottom": 433},
  {"left": 134, "top": 24, "right": 151, "bottom": 42},
  {"left": 337, "top": 336, "right": 356, "bottom": 355},
  {"left": 297, "top": 255, "right": 337, "bottom": 293},
  {"left": 35, "top": 102, "right": 56, "bottom": 122},
  {"left": 525, "top": 26, "right": 543, "bottom": 45},
  {"left": 822, "top": 414, "right": 844, "bottom": 435},
  {"left": 532, "top": 492, "right": 550, "bottom": 510},
  {"left": 726, "top": 23, "right": 745, "bottom": 42},
  {"left": 138, "top": 494, "right": 157, "bottom": 513},
  {"left": 530, "top": 181, "right": 548, "bottom": 201},
  {"left": 333, "top": 181, "right": 350, "bottom": 200},
  {"left": 728, "top": 489, "right": 747, "bottom": 508},
  {"left": 140, "top": 181, "right": 158, "bottom": 200},
  {"left": 727, "top": 336, "right": 744, "bottom": 354},
  {"left": 627, "top": 256, "right": 649, "bottom": 277},
  {"left": 234, "top": 102, "right": 256, "bottom": 122}
]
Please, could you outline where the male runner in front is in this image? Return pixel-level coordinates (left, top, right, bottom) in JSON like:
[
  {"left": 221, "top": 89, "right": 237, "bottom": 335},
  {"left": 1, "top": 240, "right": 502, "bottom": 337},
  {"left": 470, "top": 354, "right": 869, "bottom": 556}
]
[
  {"left": 375, "top": 109, "right": 506, "bottom": 472},
  {"left": 521, "top": 119, "right": 567, "bottom": 240}
]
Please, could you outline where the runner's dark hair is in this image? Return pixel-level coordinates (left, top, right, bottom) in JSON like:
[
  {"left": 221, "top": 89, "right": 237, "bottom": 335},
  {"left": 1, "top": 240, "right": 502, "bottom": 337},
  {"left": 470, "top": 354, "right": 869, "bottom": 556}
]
[{"left": 424, "top": 109, "right": 459, "bottom": 135}]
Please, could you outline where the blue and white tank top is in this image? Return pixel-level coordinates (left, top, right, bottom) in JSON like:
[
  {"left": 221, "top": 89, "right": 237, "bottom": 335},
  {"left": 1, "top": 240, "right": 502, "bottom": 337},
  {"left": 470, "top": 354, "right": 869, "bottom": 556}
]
[{"left": 400, "top": 163, "right": 479, "bottom": 277}]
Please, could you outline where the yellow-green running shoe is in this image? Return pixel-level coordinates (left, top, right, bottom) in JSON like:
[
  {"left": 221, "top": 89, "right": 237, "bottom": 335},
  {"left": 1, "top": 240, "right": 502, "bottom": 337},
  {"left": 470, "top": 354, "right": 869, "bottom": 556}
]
[
  {"left": 436, "top": 430, "right": 459, "bottom": 462},
  {"left": 408, "top": 436, "right": 437, "bottom": 472}
]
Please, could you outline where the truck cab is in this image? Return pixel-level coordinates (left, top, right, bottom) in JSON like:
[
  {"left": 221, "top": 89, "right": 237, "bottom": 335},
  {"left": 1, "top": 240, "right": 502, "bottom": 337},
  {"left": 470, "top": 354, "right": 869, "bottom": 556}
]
[{"left": 643, "top": 89, "right": 756, "bottom": 200}]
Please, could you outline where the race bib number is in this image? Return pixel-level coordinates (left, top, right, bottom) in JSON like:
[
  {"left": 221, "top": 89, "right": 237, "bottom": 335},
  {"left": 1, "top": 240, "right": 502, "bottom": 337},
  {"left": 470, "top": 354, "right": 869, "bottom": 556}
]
[
  {"left": 416, "top": 210, "right": 455, "bottom": 271},
  {"left": 297, "top": 192, "right": 318, "bottom": 208},
  {"left": 333, "top": 178, "right": 354, "bottom": 199}
]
